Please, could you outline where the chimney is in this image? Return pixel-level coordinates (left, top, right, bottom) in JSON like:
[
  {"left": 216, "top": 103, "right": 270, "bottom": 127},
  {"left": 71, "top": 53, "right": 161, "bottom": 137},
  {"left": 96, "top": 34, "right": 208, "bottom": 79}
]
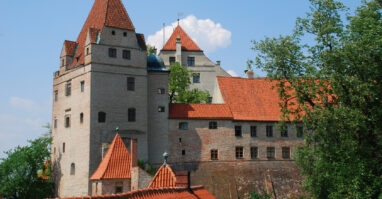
[
  {"left": 176, "top": 36, "right": 182, "bottom": 65},
  {"left": 130, "top": 139, "right": 138, "bottom": 168},
  {"left": 216, "top": 60, "right": 221, "bottom": 66},
  {"left": 175, "top": 171, "right": 190, "bottom": 189}
]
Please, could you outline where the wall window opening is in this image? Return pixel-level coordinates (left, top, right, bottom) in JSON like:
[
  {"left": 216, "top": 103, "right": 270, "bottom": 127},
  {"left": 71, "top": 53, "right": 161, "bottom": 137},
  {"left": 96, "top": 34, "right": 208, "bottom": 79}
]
[
  {"left": 266, "top": 125, "right": 273, "bottom": 137},
  {"left": 98, "top": 112, "right": 106, "bottom": 123},
  {"left": 235, "top": 146, "right": 243, "bottom": 159},
  {"left": 211, "top": 149, "right": 218, "bottom": 160},
  {"left": 128, "top": 108, "right": 136, "bottom": 122},
  {"left": 179, "top": 122, "right": 188, "bottom": 130},
  {"left": 235, "top": 126, "right": 242, "bottom": 137}
]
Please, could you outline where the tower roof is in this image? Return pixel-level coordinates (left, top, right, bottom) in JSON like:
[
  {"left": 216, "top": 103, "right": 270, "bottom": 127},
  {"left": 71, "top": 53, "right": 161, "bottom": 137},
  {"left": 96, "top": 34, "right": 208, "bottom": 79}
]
[
  {"left": 148, "top": 164, "right": 177, "bottom": 188},
  {"left": 162, "top": 25, "right": 202, "bottom": 51},
  {"left": 90, "top": 134, "right": 132, "bottom": 180},
  {"left": 69, "top": 0, "right": 135, "bottom": 69}
]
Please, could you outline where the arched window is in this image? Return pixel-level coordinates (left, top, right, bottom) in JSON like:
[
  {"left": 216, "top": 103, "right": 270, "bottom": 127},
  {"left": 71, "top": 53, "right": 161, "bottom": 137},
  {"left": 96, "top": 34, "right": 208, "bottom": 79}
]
[
  {"left": 70, "top": 163, "right": 75, "bottom": 175},
  {"left": 128, "top": 108, "right": 136, "bottom": 122},
  {"left": 98, "top": 112, "right": 106, "bottom": 123}
]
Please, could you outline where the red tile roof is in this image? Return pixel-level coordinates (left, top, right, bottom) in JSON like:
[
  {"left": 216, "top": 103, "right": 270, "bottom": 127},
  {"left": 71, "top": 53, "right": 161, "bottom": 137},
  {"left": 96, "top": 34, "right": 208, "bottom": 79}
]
[
  {"left": 64, "top": 41, "right": 76, "bottom": 57},
  {"left": 53, "top": 186, "right": 215, "bottom": 199},
  {"left": 218, "top": 77, "right": 289, "bottom": 121},
  {"left": 88, "top": 28, "right": 99, "bottom": 44},
  {"left": 90, "top": 134, "right": 131, "bottom": 180},
  {"left": 136, "top": 33, "right": 147, "bottom": 51},
  {"left": 162, "top": 26, "right": 202, "bottom": 51},
  {"left": 148, "top": 164, "right": 176, "bottom": 188},
  {"left": 69, "top": 0, "right": 135, "bottom": 69},
  {"left": 169, "top": 104, "right": 233, "bottom": 120}
]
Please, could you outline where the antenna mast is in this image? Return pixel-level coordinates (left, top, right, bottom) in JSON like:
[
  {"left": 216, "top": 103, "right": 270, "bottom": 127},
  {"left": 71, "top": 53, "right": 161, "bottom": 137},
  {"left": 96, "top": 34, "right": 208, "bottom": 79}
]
[{"left": 163, "top": 23, "right": 165, "bottom": 49}]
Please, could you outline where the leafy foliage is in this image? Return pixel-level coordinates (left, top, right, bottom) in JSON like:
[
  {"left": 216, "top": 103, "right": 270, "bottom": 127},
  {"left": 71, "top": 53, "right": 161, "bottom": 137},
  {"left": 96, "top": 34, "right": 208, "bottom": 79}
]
[
  {"left": 169, "top": 62, "right": 210, "bottom": 103},
  {"left": 252, "top": 0, "right": 382, "bottom": 198},
  {"left": 137, "top": 159, "right": 157, "bottom": 176},
  {"left": 0, "top": 136, "right": 53, "bottom": 198},
  {"left": 250, "top": 190, "right": 273, "bottom": 199}
]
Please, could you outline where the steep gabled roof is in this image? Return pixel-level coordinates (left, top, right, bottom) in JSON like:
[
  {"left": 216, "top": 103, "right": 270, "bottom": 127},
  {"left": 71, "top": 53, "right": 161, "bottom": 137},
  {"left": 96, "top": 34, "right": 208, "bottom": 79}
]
[
  {"left": 148, "top": 164, "right": 177, "bottom": 188},
  {"left": 90, "top": 134, "right": 131, "bottom": 180},
  {"left": 69, "top": 0, "right": 135, "bottom": 69},
  {"left": 169, "top": 104, "right": 233, "bottom": 120},
  {"left": 162, "top": 26, "right": 202, "bottom": 51}
]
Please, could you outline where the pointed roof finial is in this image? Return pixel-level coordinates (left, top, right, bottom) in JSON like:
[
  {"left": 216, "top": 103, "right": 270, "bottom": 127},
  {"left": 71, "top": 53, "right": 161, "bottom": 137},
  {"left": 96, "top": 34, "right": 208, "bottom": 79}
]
[
  {"left": 177, "top": 12, "right": 183, "bottom": 26},
  {"left": 115, "top": 126, "right": 120, "bottom": 134},
  {"left": 163, "top": 152, "right": 169, "bottom": 165}
]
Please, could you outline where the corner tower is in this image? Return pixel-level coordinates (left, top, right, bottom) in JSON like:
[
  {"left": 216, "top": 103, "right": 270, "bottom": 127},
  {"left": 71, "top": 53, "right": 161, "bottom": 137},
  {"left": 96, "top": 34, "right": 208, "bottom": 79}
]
[{"left": 51, "top": 0, "right": 148, "bottom": 197}]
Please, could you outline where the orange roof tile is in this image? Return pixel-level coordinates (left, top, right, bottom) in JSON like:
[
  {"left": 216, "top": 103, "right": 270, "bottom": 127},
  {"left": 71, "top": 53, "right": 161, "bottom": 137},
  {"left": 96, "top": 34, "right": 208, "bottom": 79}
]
[
  {"left": 90, "top": 134, "right": 131, "bottom": 180},
  {"left": 54, "top": 186, "right": 215, "bottom": 199},
  {"left": 148, "top": 164, "right": 177, "bottom": 188},
  {"left": 69, "top": 0, "right": 135, "bottom": 69},
  {"left": 162, "top": 26, "right": 202, "bottom": 51},
  {"left": 88, "top": 28, "right": 99, "bottom": 44},
  {"left": 217, "top": 77, "right": 294, "bottom": 121},
  {"left": 169, "top": 104, "right": 233, "bottom": 120}
]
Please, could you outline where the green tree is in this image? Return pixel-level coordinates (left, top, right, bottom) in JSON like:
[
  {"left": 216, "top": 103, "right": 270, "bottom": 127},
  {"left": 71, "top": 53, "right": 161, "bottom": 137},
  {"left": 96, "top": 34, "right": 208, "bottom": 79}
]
[
  {"left": 169, "top": 62, "right": 210, "bottom": 103},
  {"left": 146, "top": 44, "right": 156, "bottom": 55},
  {"left": 252, "top": 0, "right": 382, "bottom": 198},
  {"left": 0, "top": 136, "right": 53, "bottom": 198}
]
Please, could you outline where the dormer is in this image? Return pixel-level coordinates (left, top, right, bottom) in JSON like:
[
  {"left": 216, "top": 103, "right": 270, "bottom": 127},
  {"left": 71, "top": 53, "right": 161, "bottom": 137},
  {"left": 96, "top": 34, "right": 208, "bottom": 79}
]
[
  {"left": 84, "top": 28, "right": 100, "bottom": 65},
  {"left": 60, "top": 40, "right": 77, "bottom": 73}
]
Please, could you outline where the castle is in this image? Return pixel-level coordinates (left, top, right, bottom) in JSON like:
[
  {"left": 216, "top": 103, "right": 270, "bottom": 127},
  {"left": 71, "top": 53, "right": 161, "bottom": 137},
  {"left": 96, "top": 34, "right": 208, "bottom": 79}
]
[{"left": 51, "top": 0, "right": 304, "bottom": 198}]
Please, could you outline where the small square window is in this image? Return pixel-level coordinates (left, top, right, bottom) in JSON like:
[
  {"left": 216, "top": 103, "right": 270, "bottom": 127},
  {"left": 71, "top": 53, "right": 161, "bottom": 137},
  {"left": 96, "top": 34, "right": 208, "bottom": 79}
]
[
  {"left": 158, "top": 88, "right": 165, "bottom": 94},
  {"left": 187, "top": 57, "right": 195, "bottom": 66},
  {"left": 127, "top": 77, "right": 135, "bottom": 91},
  {"left": 250, "top": 126, "right": 257, "bottom": 137},
  {"left": 109, "top": 48, "right": 117, "bottom": 58},
  {"left": 282, "top": 147, "right": 290, "bottom": 159},
  {"left": 179, "top": 122, "right": 188, "bottom": 130},
  {"left": 211, "top": 149, "right": 218, "bottom": 160},
  {"left": 65, "top": 115, "right": 71, "bottom": 128},
  {"left": 54, "top": 90, "right": 58, "bottom": 101},
  {"left": 182, "top": 150, "right": 186, "bottom": 156},
  {"left": 80, "top": 81, "right": 85, "bottom": 92},
  {"left": 281, "top": 126, "right": 288, "bottom": 137},
  {"left": 267, "top": 147, "right": 275, "bottom": 159},
  {"left": 235, "top": 147, "right": 243, "bottom": 159},
  {"left": 235, "top": 126, "right": 242, "bottom": 137},
  {"left": 209, "top": 121, "right": 217, "bottom": 129},
  {"left": 266, "top": 126, "right": 273, "bottom": 137},
  {"left": 169, "top": 57, "right": 175, "bottom": 65},
  {"left": 251, "top": 147, "right": 258, "bottom": 159},
  {"left": 297, "top": 126, "right": 304, "bottom": 138},
  {"left": 123, "top": 50, "right": 131, "bottom": 60},
  {"left": 193, "top": 73, "right": 200, "bottom": 83},
  {"left": 158, "top": 106, "right": 165, "bottom": 112}
]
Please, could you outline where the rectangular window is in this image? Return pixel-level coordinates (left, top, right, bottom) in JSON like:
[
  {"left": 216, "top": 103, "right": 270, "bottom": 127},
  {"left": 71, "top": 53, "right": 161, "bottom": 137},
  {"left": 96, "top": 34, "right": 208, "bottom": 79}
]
[
  {"left": 169, "top": 57, "right": 176, "bottom": 65},
  {"left": 281, "top": 126, "right": 288, "bottom": 137},
  {"left": 235, "top": 146, "right": 243, "bottom": 159},
  {"left": 80, "top": 81, "right": 85, "bottom": 92},
  {"left": 211, "top": 149, "right": 218, "bottom": 160},
  {"left": 187, "top": 57, "right": 195, "bottom": 66},
  {"left": 209, "top": 121, "right": 217, "bottom": 129},
  {"left": 297, "top": 126, "right": 303, "bottom": 138},
  {"left": 122, "top": 50, "right": 131, "bottom": 60},
  {"left": 65, "top": 81, "right": 71, "bottom": 96},
  {"left": 63, "top": 143, "right": 65, "bottom": 153},
  {"left": 128, "top": 108, "right": 136, "bottom": 122},
  {"left": 80, "top": 113, "right": 84, "bottom": 123},
  {"left": 54, "top": 90, "right": 58, "bottom": 101},
  {"left": 182, "top": 150, "right": 186, "bottom": 156},
  {"left": 235, "top": 126, "right": 242, "bottom": 137},
  {"left": 282, "top": 147, "right": 290, "bottom": 159},
  {"left": 208, "top": 97, "right": 213, "bottom": 104},
  {"left": 158, "top": 106, "right": 165, "bottom": 112},
  {"left": 250, "top": 126, "right": 257, "bottom": 137},
  {"left": 65, "top": 115, "right": 70, "bottom": 128},
  {"left": 267, "top": 147, "right": 275, "bottom": 159},
  {"left": 158, "top": 88, "right": 165, "bottom": 94},
  {"left": 127, "top": 77, "right": 135, "bottom": 91},
  {"left": 193, "top": 73, "right": 200, "bottom": 83},
  {"left": 179, "top": 122, "right": 188, "bottom": 130},
  {"left": 115, "top": 182, "right": 123, "bottom": 194},
  {"left": 266, "top": 125, "right": 273, "bottom": 137},
  {"left": 251, "top": 147, "right": 258, "bottom": 159},
  {"left": 109, "top": 48, "right": 117, "bottom": 58},
  {"left": 54, "top": 119, "right": 57, "bottom": 129}
]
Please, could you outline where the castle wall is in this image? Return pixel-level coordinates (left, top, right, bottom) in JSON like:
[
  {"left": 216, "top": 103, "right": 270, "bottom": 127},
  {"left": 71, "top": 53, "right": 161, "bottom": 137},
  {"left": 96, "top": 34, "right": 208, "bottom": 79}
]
[{"left": 52, "top": 65, "right": 92, "bottom": 197}]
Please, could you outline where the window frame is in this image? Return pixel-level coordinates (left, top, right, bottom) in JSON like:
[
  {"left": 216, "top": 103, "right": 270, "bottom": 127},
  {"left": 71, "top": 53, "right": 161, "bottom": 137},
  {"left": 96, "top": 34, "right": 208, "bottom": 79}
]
[
  {"left": 54, "top": 90, "right": 58, "bottom": 101},
  {"left": 128, "top": 108, "right": 136, "bottom": 122},
  {"left": 70, "top": 163, "right": 75, "bottom": 175},
  {"left": 158, "top": 88, "right": 165, "bottom": 94},
  {"left": 98, "top": 112, "right": 106, "bottom": 123},
  {"left": 235, "top": 125, "right": 242, "bottom": 137},
  {"left": 266, "top": 147, "right": 275, "bottom": 159},
  {"left": 282, "top": 147, "right": 290, "bottom": 159},
  {"left": 65, "top": 115, "right": 71, "bottom": 128},
  {"left": 266, "top": 125, "right": 273, "bottom": 137},
  {"left": 80, "top": 81, "right": 85, "bottom": 92},
  {"left": 250, "top": 126, "right": 257, "bottom": 137},
  {"left": 187, "top": 56, "right": 195, "bottom": 66},
  {"left": 211, "top": 149, "right": 218, "bottom": 160},
  {"left": 209, "top": 121, "right": 217, "bottom": 129},
  {"left": 235, "top": 146, "right": 244, "bottom": 159},
  {"left": 108, "top": 48, "right": 117, "bottom": 58},
  {"left": 65, "top": 81, "right": 71, "bottom": 96},
  {"left": 179, "top": 122, "right": 188, "bottom": 130},
  {"left": 193, "top": 73, "right": 200, "bottom": 83},
  {"left": 80, "top": 113, "right": 84, "bottom": 124},
  {"left": 251, "top": 147, "right": 258, "bottom": 159},
  {"left": 169, "top": 57, "right": 176, "bottom": 65},
  {"left": 122, "top": 50, "right": 131, "bottom": 60},
  {"left": 127, "top": 77, "right": 135, "bottom": 91},
  {"left": 281, "top": 126, "right": 288, "bottom": 137}
]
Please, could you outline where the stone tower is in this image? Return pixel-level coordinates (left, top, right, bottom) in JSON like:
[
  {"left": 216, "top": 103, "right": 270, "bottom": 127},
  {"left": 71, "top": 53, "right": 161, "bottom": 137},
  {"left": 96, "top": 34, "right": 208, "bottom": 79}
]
[{"left": 51, "top": 0, "right": 154, "bottom": 197}]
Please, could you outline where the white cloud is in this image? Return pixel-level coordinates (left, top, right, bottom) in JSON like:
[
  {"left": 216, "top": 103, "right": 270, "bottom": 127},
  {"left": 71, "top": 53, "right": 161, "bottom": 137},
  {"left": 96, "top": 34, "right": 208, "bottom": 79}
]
[
  {"left": 9, "top": 97, "right": 40, "bottom": 113},
  {"left": 147, "top": 15, "right": 232, "bottom": 54},
  {"left": 227, "top": 70, "right": 239, "bottom": 77}
]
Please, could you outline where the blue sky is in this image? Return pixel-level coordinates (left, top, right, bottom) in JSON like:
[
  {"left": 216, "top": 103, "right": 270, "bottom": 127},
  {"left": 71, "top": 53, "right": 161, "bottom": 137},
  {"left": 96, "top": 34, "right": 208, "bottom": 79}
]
[{"left": 0, "top": 0, "right": 362, "bottom": 158}]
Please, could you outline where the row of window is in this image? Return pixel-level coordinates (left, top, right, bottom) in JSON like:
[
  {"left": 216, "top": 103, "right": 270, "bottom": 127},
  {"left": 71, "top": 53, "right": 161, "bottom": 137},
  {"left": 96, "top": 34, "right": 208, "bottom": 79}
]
[
  {"left": 179, "top": 122, "right": 304, "bottom": 138},
  {"left": 209, "top": 146, "right": 291, "bottom": 160},
  {"left": 169, "top": 56, "right": 195, "bottom": 67},
  {"left": 108, "top": 48, "right": 131, "bottom": 60}
]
